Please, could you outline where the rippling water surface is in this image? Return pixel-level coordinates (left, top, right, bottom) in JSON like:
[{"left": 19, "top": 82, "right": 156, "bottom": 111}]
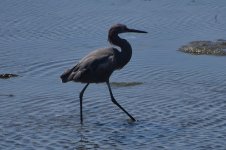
[{"left": 1, "top": 0, "right": 226, "bottom": 149}]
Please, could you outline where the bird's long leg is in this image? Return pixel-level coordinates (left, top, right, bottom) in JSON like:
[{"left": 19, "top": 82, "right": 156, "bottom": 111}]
[
  {"left": 79, "top": 83, "right": 89, "bottom": 124},
  {"left": 106, "top": 81, "right": 136, "bottom": 121}
]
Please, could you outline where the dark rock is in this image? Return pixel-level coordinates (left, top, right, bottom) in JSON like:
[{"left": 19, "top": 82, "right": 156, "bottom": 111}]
[{"left": 0, "top": 73, "right": 19, "bottom": 79}]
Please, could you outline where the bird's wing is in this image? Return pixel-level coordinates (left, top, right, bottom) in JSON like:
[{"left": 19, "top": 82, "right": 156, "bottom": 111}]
[
  {"left": 77, "top": 48, "right": 117, "bottom": 73},
  {"left": 61, "top": 48, "right": 118, "bottom": 83}
]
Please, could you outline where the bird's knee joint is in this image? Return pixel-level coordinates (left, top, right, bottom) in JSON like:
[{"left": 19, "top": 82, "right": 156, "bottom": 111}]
[
  {"left": 111, "top": 98, "right": 117, "bottom": 103},
  {"left": 79, "top": 92, "right": 83, "bottom": 99}
]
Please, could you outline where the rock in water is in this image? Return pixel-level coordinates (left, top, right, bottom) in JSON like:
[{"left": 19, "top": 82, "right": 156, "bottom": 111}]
[
  {"left": 0, "top": 73, "right": 19, "bottom": 79},
  {"left": 178, "top": 39, "right": 226, "bottom": 56}
]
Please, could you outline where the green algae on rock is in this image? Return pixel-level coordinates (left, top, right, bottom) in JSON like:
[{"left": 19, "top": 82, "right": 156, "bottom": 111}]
[
  {"left": 111, "top": 82, "right": 143, "bottom": 87},
  {"left": 178, "top": 39, "right": 226, "bottom": 56},
  {"left": 0, "top": 94, "right": 14, "bottom": 97}
]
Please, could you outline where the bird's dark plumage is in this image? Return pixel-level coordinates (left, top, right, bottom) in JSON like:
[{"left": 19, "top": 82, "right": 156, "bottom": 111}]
[
  {"left": 60, "top": 24, "right": 147, "bottom": 123},
  {"left": 61, "top": 47, "right": 119, "bottom": 83}
]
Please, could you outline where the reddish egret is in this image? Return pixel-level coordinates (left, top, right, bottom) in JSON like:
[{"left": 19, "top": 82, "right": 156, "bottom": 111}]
[{"left": 61, "top": 24, "right": 147, "bottom": 123}]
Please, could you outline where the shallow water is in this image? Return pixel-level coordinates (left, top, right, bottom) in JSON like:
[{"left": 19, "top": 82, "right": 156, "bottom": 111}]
[{"left": 1, "top": 0, "right": 226, "bottom": 149}]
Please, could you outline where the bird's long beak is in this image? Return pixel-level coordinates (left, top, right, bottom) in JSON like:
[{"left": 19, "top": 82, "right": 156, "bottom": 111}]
[{"left": 127, "top": 28, "right": 148, "bottom": 33}]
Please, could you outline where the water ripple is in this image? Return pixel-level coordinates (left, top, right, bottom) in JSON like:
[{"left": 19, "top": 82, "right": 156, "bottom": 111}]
[{"left": 1, "top": 0, "right": 226, "bottom": 149}]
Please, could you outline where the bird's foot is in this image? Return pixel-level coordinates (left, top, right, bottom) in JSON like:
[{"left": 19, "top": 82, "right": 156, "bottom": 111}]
[{"left": 127, "top": 118, "right": 136, "bottom": 124}]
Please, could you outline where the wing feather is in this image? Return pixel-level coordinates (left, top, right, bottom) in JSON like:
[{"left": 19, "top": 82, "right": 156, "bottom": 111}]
[{"left": 60, "top": 47, "right": 119, "bottom": 83}]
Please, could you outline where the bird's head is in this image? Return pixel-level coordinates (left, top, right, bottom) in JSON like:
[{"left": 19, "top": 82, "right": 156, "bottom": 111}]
[
  {"left": 108, "top": 24, "right": 147, "bottom": 44},
  {"left": 109, "top": 24, "right": 147, "bottom": 35}
]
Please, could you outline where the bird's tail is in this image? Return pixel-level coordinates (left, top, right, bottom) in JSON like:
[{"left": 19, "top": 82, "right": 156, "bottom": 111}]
[
  {"left": 60, "top": 69, "right": 73, "bottom": 83},
  {"left": 60, "top": 65, "right": 78, "bottom": 83}
]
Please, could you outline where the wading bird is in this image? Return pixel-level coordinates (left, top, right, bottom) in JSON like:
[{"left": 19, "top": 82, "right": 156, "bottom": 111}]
[{"left": 60, "top": 24, "right": 147, "bottom": 123}]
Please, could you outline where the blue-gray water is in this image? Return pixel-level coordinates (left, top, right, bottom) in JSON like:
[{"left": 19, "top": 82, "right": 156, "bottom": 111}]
[{"left": 1, "top": 0, "right": 226, "bottom": 149}]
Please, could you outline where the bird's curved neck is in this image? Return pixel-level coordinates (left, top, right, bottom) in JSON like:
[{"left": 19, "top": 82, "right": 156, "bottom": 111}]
[{"left": 109, "top": 34, "right": 132, "bottom": 69}]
